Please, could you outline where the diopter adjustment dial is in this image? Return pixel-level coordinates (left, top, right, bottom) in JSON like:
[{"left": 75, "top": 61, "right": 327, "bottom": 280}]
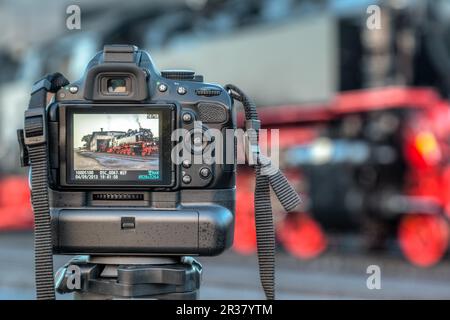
[{"left": 161, "top": 70, "right": 195, "bottom": 81}]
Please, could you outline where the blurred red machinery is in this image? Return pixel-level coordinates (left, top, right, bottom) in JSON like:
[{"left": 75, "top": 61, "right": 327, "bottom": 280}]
[
  {"left": 234, "top": 86, "right": 450, "bottom": 267},
  {"left": 0, "top": 176, "right": 33, "bottom": 230},
  {"left": 2, "top": 87, "right": 450, "bottom": 267}
]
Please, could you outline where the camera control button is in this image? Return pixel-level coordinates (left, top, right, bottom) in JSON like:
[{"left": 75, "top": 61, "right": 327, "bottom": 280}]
[
  {"left": 182, "top": 174, "right": 192, "bottom": 184},
  {"left": 177, "top": 86, "right": 187, "bottom": 95},
  {"left": 182, "top": 112, "right": 193, "bottom": 123},
  {"left": 182, "top": 159, "right": 191, "bottom": 168},
  {"left": 193, "top": 136, "right": 203, "bottom": 147},
  {"left": 199, "top": 167, "right": 211, "bottom": 179},
  {"left": 195, "top": 88, "right": 221, "bottom": 97},
  {"left": 158, "top": 83, "right": 168, "bottom": 92},
  {"left": 69, "top": 86, "right": 79, "bottom": 94}
]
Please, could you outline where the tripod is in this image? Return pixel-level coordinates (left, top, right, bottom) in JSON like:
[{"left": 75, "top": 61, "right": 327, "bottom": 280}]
[{"left": 55, "top": 255, "right": 202, "bottom": 299}]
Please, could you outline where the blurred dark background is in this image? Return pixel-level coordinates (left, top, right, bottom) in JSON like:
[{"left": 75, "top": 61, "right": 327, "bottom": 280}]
[{"left": 2, "top": 0, "right": 450, "bottom": 299}]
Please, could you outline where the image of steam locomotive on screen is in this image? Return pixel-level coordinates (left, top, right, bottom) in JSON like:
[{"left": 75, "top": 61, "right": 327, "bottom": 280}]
[
  {"left": 75, "top": 127, "right": 159, "bottom": 171},
  {"left": 105, "top": 128, "right": 158, "bottom": 157}
]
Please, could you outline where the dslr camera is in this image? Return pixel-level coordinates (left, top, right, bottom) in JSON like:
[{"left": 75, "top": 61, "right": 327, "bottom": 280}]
[{"left": 25, "top": 45, "right": 236, "bottom": 256}]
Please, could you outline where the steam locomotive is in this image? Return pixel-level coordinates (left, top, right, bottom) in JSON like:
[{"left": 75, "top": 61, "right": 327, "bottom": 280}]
[{"left": 106, "top": 128, "right": 158, "bottom": 157}]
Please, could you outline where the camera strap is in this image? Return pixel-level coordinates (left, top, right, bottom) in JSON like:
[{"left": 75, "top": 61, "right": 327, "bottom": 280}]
[
  {"left": 225, "top": 84, "right": 301, "bottom": 300},
  {"left": 19, "top": 73, "right": 69, "bottom": 300}
]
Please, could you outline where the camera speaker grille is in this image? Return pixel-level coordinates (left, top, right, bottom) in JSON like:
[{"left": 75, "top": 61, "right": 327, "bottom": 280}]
[
  {"left": 92, "top": 193, "right": 144, "bottom": 201},
  {"left": 197, "top": 103, "right": 228, "bottom": 123}
]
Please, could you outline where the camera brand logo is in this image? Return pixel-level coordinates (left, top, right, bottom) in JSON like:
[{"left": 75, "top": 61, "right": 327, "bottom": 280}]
[
  {"left": 66, "top": 265, "right": 81, "bottom": 290},
  {"left": 366, "top": 265, "right": 381, "bottom": 290},
  {"left": 367, "top": 5, "right": 382, "bottom": 30},
  {"left": 66, "top": 5, "right": 81, "bottom": 30}
]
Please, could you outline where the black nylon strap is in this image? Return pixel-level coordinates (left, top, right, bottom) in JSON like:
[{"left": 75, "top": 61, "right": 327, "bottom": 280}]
[
  {"left": 254, "top": 164, "right": 276, "bottom": 299},
  {"left": 24, "top": 73, "right": 69, "bottom": 300},
  {"left": 29, "top": 143, "right": 55, "bottom": 300},
  {"left": 225, "top": 84, "right": 301, "bottom": 300}
]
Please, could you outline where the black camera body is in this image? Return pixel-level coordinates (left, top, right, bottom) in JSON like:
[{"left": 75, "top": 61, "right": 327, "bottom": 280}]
[{"left": 45, "top": 45, "right": 236, "bottom": 256}]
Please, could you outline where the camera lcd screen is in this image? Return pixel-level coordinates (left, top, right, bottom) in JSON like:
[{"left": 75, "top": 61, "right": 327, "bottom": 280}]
[{"left": 71, "top": 112, "right": 162, "bottom": 183}]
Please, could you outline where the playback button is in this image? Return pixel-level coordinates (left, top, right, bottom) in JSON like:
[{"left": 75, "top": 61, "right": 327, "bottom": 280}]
[{"left": 182, "top": 174, "right": 192, "bottom": 184}]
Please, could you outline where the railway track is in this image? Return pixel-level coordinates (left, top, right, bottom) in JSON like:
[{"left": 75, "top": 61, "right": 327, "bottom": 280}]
[{"left": 1, "top": 232, "right": 450, "bottom": 299}]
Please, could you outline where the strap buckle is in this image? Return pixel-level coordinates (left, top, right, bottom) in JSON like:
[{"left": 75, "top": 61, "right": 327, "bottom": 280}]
[
  {"left": 24, "top": 108, "right": 47, "bottom": 146},
  {"left": 244, "top": 119, "right": 261, "bottom": 166},
  {"left": 31, "top": 78, "right": 52, "bottom": 95},
  {"left": 245, "top": 119, "right": 261, "bottom": 131},
  {"left": 17, "top": 129, "right": 29, "bottom": 167}
]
